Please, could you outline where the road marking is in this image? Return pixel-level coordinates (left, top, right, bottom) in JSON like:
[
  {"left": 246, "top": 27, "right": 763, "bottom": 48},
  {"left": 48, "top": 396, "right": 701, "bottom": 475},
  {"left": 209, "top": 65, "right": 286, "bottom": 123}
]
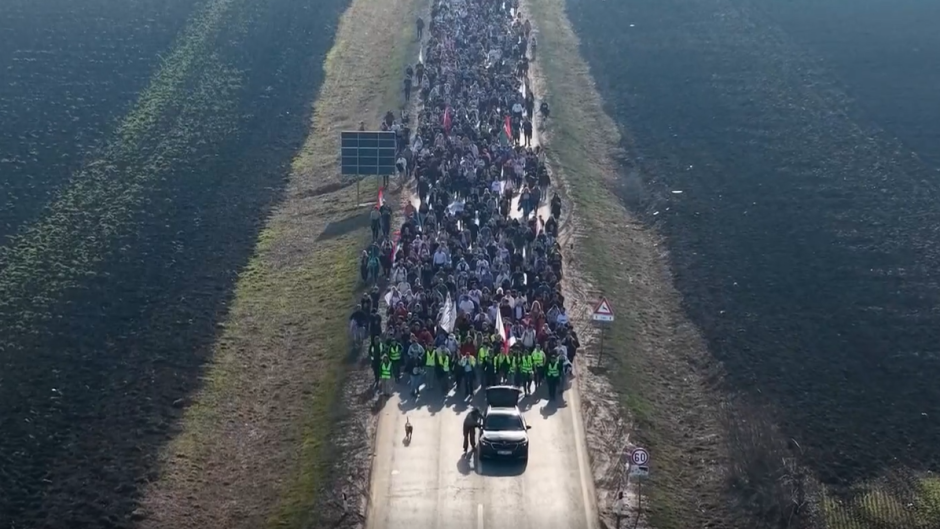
[
  {"left": 569, "top": 384, "right": 599, "bottom": 529},
  {"left": 477, "top": 503, "right": 484, "bottom": 529}
]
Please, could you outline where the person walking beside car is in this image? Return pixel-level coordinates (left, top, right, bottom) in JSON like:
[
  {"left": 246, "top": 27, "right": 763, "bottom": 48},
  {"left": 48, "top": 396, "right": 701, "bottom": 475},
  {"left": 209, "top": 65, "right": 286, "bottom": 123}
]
[{"left": 462, "top": 407, "right": 484, "bottom": 454}]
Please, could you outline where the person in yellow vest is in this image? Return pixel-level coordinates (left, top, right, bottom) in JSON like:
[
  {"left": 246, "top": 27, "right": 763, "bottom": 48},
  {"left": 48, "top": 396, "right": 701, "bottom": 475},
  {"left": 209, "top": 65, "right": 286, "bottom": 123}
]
[
  {"left": 519, "top": 349, "right": 534, "bottom": 396},
  {"left": 531, "top": 345, "right": 546, "bottom": 388},
  {"left": 545, "top": 353, "right": 562, "bottom": 402},
  {"left": 437, "top": 347, "right": 451, "bottom": 391},
  {"left": 379, "top": 354, "right": 393, "bottom": 397},
  {"left": 458, "top": 353, "right": 476, "bottom": 398},
  {"left": 478, "top": 340, "right": 494, "bottom": 388},
  {"left": 508, "top": 350, "right": 520, "bottom": 387},
  {"left": 424, "top": 347, "right": 438, "bottom": 391},
  {"left": 497, "top": 351, "right": 511, "bottom": 384},
  {"left": 387, "top": 337, "right": 403, "bottom": 381}
]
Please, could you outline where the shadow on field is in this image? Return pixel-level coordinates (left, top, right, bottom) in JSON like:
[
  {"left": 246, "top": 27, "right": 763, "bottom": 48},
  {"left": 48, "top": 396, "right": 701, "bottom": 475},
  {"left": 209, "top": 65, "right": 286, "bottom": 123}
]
[
  {"left": 567, "top": 0, "right": 940, "bottom": 492},
  {"left": 0, "top": 0, "right": 350, "bottom": 526}
]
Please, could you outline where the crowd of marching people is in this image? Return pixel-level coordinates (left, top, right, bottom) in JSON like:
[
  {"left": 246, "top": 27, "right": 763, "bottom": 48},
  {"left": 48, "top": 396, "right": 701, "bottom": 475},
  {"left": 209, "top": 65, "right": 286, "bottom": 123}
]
[{"left": 349, "top": 0, "right": 580, "bottom": 406}]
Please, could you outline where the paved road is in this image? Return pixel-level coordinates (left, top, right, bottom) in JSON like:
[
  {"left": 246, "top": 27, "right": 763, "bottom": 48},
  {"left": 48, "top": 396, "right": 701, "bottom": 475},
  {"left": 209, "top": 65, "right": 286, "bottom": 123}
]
[
  {"left": 368, "top": 81, "right": 596, "bottom": 529},
  {"left": 366, "top": 383, "right": 597, "bottom": 529}
]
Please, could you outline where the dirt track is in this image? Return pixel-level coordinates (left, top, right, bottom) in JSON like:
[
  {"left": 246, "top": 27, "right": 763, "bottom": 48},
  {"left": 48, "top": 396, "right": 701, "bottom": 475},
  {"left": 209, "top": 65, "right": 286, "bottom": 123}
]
[{"left": 565, "top": 0, "right": 940, "bottom": 489}]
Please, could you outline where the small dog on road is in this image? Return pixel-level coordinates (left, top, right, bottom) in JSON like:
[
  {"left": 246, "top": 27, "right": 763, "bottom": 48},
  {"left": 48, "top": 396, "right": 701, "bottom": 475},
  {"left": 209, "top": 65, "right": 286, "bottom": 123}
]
[{"left": 404, "top": 417, "right": 413, "bottom": 442}]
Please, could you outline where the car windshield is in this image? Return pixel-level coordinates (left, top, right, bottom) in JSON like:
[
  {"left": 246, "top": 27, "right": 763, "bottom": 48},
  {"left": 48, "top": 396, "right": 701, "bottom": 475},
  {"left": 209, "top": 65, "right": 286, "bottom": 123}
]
[{"left": 483, "top": 414, "right": 524, "bottom": 431}]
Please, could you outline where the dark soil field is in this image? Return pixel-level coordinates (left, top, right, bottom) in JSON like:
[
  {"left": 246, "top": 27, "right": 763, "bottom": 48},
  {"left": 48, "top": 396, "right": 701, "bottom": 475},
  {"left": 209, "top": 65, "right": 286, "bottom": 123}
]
[
  {"left": 566, "top": 0, "right": 940, "bottom": 518},
  {"left": 0, "top": 0, "right": 348, "bottom": 526},
  {"left": 0, "top": 0, "right": 201, "bottom": 246}
]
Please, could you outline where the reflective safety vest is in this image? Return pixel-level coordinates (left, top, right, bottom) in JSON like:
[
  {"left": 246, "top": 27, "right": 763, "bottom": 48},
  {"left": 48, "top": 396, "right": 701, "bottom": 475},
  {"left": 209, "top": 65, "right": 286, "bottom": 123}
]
[
  {"left": 425, "top": 350, "right": 437, "bottom": 367},
  {"left": 369, "top": 343, "right": 383, "bottom": 360},
  {"left": 520, "top": 355, "right": 533, "bottom": 373},
  {"left": 508, "top": 356, "right": 518, "bottom": 373},
  {"left": 461, "top": 356, "right": 476, "bottom": 371},
  {"left": 478, "top": 346, "right": 490, "bottom": 362},
  {"left": 438, "top": 352, "right": 450, "bottom": 371},
  {"left": 531, "top": 348, "right": 546, "bottom": 366},
  {"left": 546, "top": 360, "right": 560, "bottom": 377},
  {"left": 380, "top": 361, "right": 392, "bottom": 379},
  {"left": 388, "top": 344, "right": 401, "bottom": 360}
]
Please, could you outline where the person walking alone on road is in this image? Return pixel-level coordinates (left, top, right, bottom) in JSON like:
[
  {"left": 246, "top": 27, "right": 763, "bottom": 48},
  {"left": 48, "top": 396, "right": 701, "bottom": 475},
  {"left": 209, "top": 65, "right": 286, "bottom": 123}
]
[
  {"left": 416, "top": 16, "right": 424, "bottom": 40},
  {"left": 462, "top": 407, "right": 484, "bottom": 454}
]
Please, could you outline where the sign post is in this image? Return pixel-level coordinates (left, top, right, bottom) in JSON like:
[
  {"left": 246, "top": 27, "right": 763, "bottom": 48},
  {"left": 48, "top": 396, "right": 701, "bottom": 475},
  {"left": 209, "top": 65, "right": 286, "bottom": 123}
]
[
  {"left": 624, "top": 447, "right": 650, "bottom": 529},
  {"left": 340, "top": 131, "right": 398, "bottom": 206},
  {"left": 591, "top": 297, "right": 614, "bottom": 366}
]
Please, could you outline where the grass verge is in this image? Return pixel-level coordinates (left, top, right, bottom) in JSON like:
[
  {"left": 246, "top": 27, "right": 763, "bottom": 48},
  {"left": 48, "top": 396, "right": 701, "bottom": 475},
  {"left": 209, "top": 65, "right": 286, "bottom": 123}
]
[
  {"left": 524, "top": 0, "right": 729, "bottom": 528},
  {"left": 138, "top": 0, "right": 423, "bottom": 527}
]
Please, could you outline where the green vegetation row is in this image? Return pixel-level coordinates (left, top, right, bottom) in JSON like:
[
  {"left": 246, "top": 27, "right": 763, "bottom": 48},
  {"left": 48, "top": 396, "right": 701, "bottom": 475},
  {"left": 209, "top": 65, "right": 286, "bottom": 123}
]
[
  {"left": 0, "top": 0, "right": 203, "bottom": 248},
  {"left": 0, "top": 0, "right": 241, "bottom": 339},
  {"left": 0, "top": 0, "right": 353, "bottom": 523}
]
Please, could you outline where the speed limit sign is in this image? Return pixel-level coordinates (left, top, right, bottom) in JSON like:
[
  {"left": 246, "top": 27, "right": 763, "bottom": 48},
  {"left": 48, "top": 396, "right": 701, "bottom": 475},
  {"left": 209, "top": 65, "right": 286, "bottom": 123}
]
[{"left": 631, "top": 448, "right": 650, "bottom": 466}]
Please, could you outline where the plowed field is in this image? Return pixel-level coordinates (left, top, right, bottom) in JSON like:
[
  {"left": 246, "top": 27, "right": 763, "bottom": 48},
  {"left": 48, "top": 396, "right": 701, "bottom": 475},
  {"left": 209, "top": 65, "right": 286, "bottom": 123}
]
[
  {"left": 0, "top": 0, "right": 349, "bottom": 526},
  {"left": 565, "top": 0, "right": 940, "bottom": 522}
]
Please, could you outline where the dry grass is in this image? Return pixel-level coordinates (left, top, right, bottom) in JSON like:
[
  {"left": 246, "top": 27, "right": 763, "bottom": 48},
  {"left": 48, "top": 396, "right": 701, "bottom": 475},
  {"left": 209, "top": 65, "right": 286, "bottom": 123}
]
[
  {"left": 137, "top": 0, "right": 423, "bottom": 527},
  {"left": 523, "top": 1, "right": 730, "bottom": 528}
]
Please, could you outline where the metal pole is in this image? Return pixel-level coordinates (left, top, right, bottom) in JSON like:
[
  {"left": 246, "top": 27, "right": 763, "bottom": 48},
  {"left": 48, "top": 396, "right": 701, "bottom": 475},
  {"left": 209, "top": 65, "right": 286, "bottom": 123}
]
[{"left": 633, "top": 477, "right": 642, "bottom": 529}]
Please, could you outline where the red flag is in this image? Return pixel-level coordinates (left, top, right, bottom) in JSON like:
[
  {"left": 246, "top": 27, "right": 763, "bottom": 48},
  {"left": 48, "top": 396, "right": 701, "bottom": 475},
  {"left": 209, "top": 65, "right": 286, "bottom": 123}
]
[
  {"left": 503, "top": 115, "right": 512, "bottom": 141},
  {"left": 443, "top": 106, "right": 453, "bottom": 135}
]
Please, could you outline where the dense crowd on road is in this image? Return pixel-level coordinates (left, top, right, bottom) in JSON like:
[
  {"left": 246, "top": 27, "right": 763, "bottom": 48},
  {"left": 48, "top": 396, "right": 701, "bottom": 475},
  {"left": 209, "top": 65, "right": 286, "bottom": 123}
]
[{"left": 349, "top": 0, "right": 580, "bottom": 405}]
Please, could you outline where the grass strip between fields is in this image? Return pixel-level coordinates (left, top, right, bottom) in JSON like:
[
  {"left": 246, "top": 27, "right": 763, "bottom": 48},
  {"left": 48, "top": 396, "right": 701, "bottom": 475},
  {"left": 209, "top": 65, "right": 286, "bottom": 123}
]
[{"left": 142, "top": 0, "right": 424, "bottom": 528}]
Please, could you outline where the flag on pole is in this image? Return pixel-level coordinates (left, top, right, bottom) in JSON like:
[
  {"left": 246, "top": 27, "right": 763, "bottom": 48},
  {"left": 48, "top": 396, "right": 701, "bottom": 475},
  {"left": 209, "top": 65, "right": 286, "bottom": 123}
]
[
  {"left": 443, "top": 105, "right": 453, "bottom": 135},
  {"left": 390, "top": 230, "right": 401, "bottom": 262},
  {"left": 495, "top": 306, "right": 510, "bottom": 354},
  {"left": 437, "top": 292, "right": 457, "bottom": 333}
]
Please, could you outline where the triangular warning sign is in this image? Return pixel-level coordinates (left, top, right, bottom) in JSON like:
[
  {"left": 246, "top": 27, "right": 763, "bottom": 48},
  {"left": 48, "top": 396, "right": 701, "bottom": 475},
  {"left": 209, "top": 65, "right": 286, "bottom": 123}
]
[{"left": 593, "top": 298, "right": 614, "bottom": 316}]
